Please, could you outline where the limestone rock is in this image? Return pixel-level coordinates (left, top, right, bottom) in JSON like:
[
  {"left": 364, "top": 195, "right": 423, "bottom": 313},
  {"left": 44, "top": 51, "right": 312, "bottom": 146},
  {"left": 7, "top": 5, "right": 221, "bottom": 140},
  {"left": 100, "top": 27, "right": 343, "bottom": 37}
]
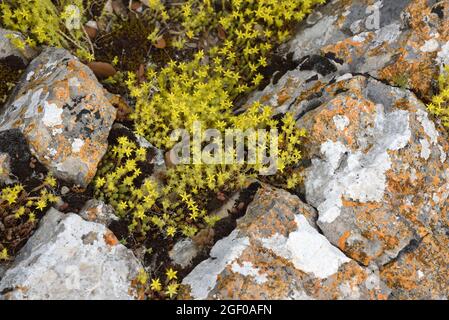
[
  {"left": 381, "top": 233, "right": 449, "bottom": 299},
  {"left": 182, "top": 186, "right": 390, "bottom": 300},
  {"left": 297, "top": 76, "right": 449, "bottom": 268},
  {"left": 0, "top": 28, "right": 37, "bottom": 64},
  {"left": 250, "top": 0, "right": 449, "bottom": 113},
  {"left": 79, "top": 199, "right": 119, "bottom": 226},
  {"left": 0, "top": 208, "right": 142, "bottom": 300},
  {"left": 0, "top": 153, "right": 11, "bottom": 185},
  {"left": 169, "top": 238, "right": 200, "bottom": 270},
  {"left": 0, "top": 48, "right": 116, "bottom": 187}
]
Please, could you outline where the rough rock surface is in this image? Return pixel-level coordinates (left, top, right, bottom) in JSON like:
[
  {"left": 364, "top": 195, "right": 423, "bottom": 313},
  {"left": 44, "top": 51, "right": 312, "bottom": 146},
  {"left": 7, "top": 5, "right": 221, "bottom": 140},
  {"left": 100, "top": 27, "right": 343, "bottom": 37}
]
[
  {"left": 0, "top": 48, "right": 116, "bottom": 186},
  {"left": 213, "top": 0, "right": 449, "bottom": 300},
  {"left": 0, "top": 28, "right": 37, "bottom": 64},
  {"left": 79, "top": 199, "right": 118, "bottom": 226},
  {"left": 250, "top": 0, "right": 449, "bottom": 113},
  {"left": 182, "top": 186, "right": 390, "bottom": 300},
  {"left": 169, "top": 238, "right": 200, "bottom": 269},
  {"left": 297, "top": 75, "right": 449, "bottom": 270},
  {"left": 0, "top": 208, "right": 142, "bottom": 300}
]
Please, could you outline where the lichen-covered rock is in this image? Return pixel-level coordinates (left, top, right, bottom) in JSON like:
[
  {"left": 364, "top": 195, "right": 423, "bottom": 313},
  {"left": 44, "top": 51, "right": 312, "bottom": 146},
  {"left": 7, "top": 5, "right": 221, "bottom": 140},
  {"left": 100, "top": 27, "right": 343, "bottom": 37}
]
[
  {"left": 169, "top": 238, "right": 200, "bottom": 270},
  {"left": 0, "top": 28, "right": 37, "bottom": 64},
  {"left": 380, "top": 233, "right": 449, "bottom": 299},
  {"left": 79, "top": 199, "right": 118, "bottom": 226},
  {"left": 182, "top": 186, "right": 390, "bottom": 300},
  {"left": 250, "top": 0, "right": 449, "bottom": 112},
  {"left": 296, "top": 75, "right": 449, "bottom": 269},
  {"left": 0, "top": 48, "right": 116, "bottom": 186},
  {"left": 0, "top": 208, "right": 142, "bottom": 300},
  {"left": 0, "top": 153, "right": 11, "bottom": 185}
]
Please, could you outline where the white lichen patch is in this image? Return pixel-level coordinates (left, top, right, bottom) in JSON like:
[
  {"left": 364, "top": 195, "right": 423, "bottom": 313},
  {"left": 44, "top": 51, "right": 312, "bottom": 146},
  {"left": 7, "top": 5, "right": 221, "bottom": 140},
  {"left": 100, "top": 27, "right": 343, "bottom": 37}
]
[
  {"left": 415, "top": 109, "right": 446, "bottom": 161},
  {"left": 420, "top": 138, "right": 431, "bottom": 160},
  {"left": 333, "top": 115, "right": 350, "bottom": 131},
  {"left": 437, "top": 41, "right": 449, "bottom": 72},
  {"left": 305, "top": 105, "right": 411, "bottom": 224},
  {"left": 261, "top": 215, "right": 350, "bottom": 279},
  {"left": 182, "top": 230, "right": 250, "bottom": 300},
  {"left": 231, "top": 261, "right": 268, "bottom": 285},
  {"left": 26, "top": 71, "right": 35, "bottom": 81},
  {"left": 68, "top": 77, "right": 81, "bottom": 87},
  {"left": 416, "top": 109, "right": 439, "bottom": 145},
  {"left": 71, "top": 138, "right": 84, "bottom": 153},
  {"left": 42, "top": 101, "right": 63, "bottom": 127},
  {"left": 420, "top": 39, "right": 440, "bottom": 53}
]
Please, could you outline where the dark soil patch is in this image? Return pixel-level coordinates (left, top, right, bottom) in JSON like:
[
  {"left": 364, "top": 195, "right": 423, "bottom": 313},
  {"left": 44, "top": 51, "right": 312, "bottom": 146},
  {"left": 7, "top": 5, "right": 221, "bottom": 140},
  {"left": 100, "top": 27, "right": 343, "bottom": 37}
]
[
  {"left": 0, "top": 56, "right": 26, "bottom": 108},
  {"left": 0, "top": 130, "right": 49, "bottom": 257}
]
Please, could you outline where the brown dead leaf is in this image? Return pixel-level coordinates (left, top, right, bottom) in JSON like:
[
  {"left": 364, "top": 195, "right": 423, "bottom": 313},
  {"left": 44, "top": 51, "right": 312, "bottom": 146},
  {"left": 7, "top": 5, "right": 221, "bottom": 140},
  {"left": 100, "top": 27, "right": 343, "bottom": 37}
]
[
  {"left": 84, "top": 25, "right": 97, "bottom": 40},
  {"left": 155, "top": 37, "right": 166, "bottom": 49},
  {"left": 137, "top": 64, "right": 146, "bottom": 84},
  {"left": 88, "top": 62, "right": 117, "bottom": 80},
  {"left": 217, "top": 26, "right": 227, "bottom": 40}
]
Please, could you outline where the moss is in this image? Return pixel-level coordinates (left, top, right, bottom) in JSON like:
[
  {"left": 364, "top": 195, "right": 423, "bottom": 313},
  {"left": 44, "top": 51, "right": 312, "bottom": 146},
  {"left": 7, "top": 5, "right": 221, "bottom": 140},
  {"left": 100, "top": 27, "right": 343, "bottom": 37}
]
[{"left": 95, "top": 15, "right": 154, "bottom": 72}]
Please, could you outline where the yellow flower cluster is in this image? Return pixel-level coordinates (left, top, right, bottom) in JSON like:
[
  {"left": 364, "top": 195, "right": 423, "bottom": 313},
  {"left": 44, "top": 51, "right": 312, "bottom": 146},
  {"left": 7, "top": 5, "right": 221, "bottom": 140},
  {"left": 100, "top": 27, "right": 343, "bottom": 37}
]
[
  {"left": 428, "top": 66, "right": 449, "bottom": 128},
  {"left": 0, "top": 174, "right": 60, "bottom": 255},
  {"left": 0, "top": 0, "right": 94, "bottom": 61},
  {"left": 94, "top": 0, "right": 317, "bottom": 240},
  {"left": 135, "top": 267, "right": 180, "bottom": 299}
]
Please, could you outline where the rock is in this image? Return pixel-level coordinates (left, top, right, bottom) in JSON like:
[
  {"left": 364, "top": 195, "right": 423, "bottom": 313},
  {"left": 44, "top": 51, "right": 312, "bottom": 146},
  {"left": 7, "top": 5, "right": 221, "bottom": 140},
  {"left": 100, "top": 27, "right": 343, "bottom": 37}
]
[
  {"left": 182, "top": 186, "right": 390, "bottom": 300},
  {"left": 251, "top": 0, "right": 449, "bottom": 111},
  {"left": 60, "top": 186, "right": 70, "bottom": 195},
  {"left": 169, "top": 238, "right": 200, "bottom": 269},
  {"left": 380, "top": 233, "right": 449, "bottom": 299},
  {"left": 79, "top": 199, "right": 119, "bottom": 226},
  {"left": 297, "top": 76, "right": 449, "bottom": 269},
  {"left": 0, "top": 153, "right": 12, "bottom": 185},
  {"left": 0, "top": 28, "right": 37, "bottom": 64},
  {"left": 0, "top": 48, "right": 117, "bottom": 187},
  {"left": 0, "top": 208, "right": 142, "bottom": 300}
]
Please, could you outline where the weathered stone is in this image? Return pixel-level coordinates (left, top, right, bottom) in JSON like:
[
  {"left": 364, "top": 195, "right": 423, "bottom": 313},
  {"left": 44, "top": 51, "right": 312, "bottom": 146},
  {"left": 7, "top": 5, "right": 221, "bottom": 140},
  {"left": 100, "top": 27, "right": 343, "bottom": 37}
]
[
  {"left": 79, "top": 199, "right": 119, "bottom": 226},
  {"left": 182, "top": 186, "right": 390, "bottom": 300},
  {"left": 380, "top": 233, "right": 449, "bottom": 299},
  {"left": 0, "top": 153, "right": 12, "bottom": 185},
  {"left": 169, "top": 238, "right": 200, "bottom": 269},
  {"left": 297, "top": 75, "right": 449, "bottom": 268},
  {"left": 0, "top": 28, "right": 37, "bottom": 64},
  {"left": 0, "top": 48, "right": 117, "bottom": 186},
  {"left": 250, "top": 0, "right": 449, "bottom": 113},
  {"left": 0, "top": 208, "right": 142, "bottom": 300}
]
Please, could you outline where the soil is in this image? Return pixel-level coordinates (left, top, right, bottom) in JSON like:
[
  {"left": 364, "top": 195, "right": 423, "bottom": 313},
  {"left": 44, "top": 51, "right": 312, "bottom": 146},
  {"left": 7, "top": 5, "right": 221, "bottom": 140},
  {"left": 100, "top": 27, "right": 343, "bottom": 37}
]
[{"left": 0, "top": 56, "right": 26, "bottom": 109}]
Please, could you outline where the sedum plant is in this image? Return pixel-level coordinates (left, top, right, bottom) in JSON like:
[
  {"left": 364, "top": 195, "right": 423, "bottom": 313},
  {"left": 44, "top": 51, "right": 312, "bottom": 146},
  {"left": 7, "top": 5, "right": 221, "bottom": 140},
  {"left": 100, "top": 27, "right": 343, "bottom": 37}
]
[
  {"left": 428, "top": 66, "right": 449, "bottom": 128},
  {"left": 0, "top": 0, "right": 94, "bottom": 61},
  {"left": 0, "top": 174, "right": 60, "bottom": 256},
  {"left": 94, "top": 0, "right": 318, "bottom": 239}
]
